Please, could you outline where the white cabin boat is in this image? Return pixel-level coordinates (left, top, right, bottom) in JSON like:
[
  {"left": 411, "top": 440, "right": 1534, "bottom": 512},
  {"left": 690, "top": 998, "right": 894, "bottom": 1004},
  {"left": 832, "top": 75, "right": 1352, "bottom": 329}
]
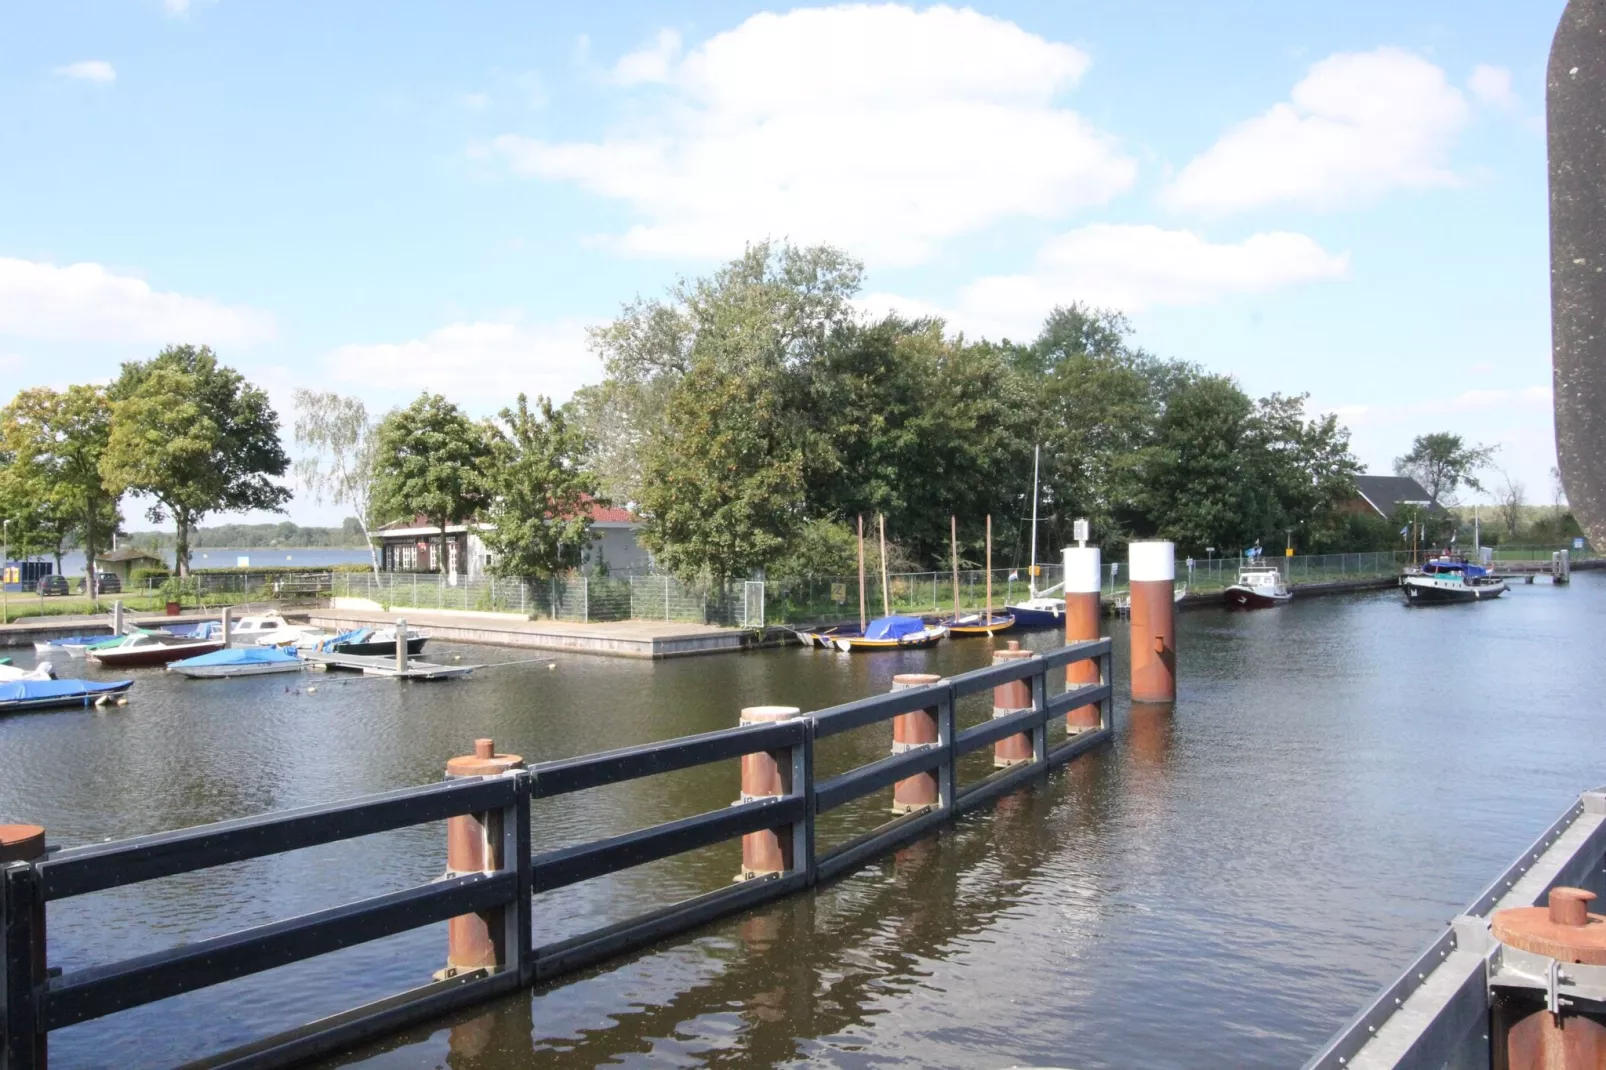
[{"left": 1223, "top": 566, "right": 1292, "bottom": 608}]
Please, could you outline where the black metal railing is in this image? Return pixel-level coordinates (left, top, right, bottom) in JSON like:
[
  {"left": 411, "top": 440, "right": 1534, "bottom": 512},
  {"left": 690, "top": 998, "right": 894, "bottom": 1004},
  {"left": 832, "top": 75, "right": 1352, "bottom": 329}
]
[{"left": 0, "top": 638, "right": 1113, "bottom": 1070}]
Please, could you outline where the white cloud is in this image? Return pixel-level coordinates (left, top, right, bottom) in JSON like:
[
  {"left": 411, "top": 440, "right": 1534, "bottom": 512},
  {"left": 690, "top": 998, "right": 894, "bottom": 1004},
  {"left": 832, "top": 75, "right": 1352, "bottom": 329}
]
[
  {"left": 1162, "top": 47, "right": 1470, "bottom": 215},
  {"left": 0, "top": 258, "right": 274, "bottom": 345},
  {"left": 326, "top": 320, "right": 597, "bottom": 408},
  {"left": 492, "top": 4, "right": 1135, "bottom": 265},
  {"left": 164, "top": 0, "right": 190, "bottom": 14},
  {"left": 864, "top": 224, "right": 1347, "bottom": 339},
  {"left": 54, "top": 61, "right": 116, "bottom": 84},
  {"left": 1467, "top": 64, "right": 1519, "bottom": 111}
]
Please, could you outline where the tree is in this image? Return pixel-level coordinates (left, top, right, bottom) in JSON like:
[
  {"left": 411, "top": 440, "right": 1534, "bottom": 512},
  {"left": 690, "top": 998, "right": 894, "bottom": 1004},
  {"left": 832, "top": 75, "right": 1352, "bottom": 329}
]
[
  {"left": 293, "top": 390, "right": 382, "bottom": 575},
  {"left": 482, "top": 394, "right": 598, "bottom": 578},
  {"left": 371, "top": 393, "right": 491, "bottom": 574},
  {"left": 1497, "top": 471, "right": 1526, "bottom": 538},
  {"left": 1393, "top": 433, "right": 1496, "bottom": 510},
  {"left": 101, "top": 346, "right": 290, "bottom": 575},
  {"left": 1, "top": 385, "right": 120, "bottom": 595}
]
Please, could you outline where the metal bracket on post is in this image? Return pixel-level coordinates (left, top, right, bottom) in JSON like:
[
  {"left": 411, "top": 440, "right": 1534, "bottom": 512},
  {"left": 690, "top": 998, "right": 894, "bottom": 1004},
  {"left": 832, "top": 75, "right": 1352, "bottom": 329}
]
[
  {"left": 937, "top": 685, "right": 957, "bottom": 811},
  {"left": 1030, "top": 667, "right": 1048, "bottom": 766},
  {"left": 503, "top": 769, "right": 533, "bottom": 986},
  {"left": 1099, "top": 651, "right": 1114, "bottom": 732},
  {"left": 791, "top": 717, "right": 816, "bottom": 887},
  {"left": 1, "top": 861, "right": 42, "bottom": 1070}
]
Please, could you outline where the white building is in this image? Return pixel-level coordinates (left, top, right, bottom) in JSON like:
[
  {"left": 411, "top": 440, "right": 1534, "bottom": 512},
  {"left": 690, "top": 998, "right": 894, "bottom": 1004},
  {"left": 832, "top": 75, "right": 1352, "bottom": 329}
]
[{"left": 373, "top": 502, "right": 650, "bottom": 580}]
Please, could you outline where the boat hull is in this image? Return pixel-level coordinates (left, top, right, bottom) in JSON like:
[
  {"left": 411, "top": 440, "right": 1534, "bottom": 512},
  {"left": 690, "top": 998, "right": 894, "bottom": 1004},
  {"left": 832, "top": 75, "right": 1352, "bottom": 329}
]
[
  {"left": 91, "top": 641, "right": 225, "bottom": 668},
  {"left": 169, "top": 661, "right": 303, "bottom": 679},
  {"left": 833, "top": 628, "right": 946, "bottom": 652},
  {"left": 333, "top": 637, "right": 427, "bottom": 657},
  {"left": 942, "top": 613, "right": 1015, "bottom": 636},
  {"left": 1402, "top": 577, "right": 1508, "bottom": 604},
  {"left": 1004, "top": 604, "right": 1064, "bottom": 629},
  {"left": 1224, "top": 585, "right": 1292, "bottom": 609},
  {"left": 0, "top": 680, "right": 133, "bottom": 713}
]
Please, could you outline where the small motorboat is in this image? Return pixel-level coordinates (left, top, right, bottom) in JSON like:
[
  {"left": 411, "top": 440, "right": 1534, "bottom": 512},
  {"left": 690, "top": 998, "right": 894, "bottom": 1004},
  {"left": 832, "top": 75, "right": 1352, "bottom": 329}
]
[
  {"left": 941, "top": 612, "right": 1015, "bottom": 637},
  {"left": 168, "top": 646, "right": 303, "bottom": 679},
  {"left": 1224, "top": 566, "right": 1292, "bottom": 608},
  {"left": 322, "top": 627, "right": 427, "bottom": 657},
  {"left": 0, "top": 678, "right": 133, "bottom": 713},
  {"left": 256, "top": 625, "right": 330, "bottom": 650},
  {"left": 1402, "top": 559, "right": 1508, "bottom": 605},
  {"left": 34, "top": 633, "right": 118, "bottom": 655},
  {"left": 90, "top": 632, "right": 226, "bottom": 668},
  {"left": 795, "top": 626, "right": 847, "bottom": 648},
  {"left": 833, "top": 615, "right": 946, "bottom": 652},
  {"left": 223, "top": 613, "right": 298, "bottom": 646}
]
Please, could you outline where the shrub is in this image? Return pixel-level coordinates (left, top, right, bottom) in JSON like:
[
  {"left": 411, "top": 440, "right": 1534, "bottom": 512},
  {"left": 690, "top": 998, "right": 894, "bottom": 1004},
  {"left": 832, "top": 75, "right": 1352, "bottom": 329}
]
[{"left": 130, "top": 567, "right": 171, "bottom": 588}]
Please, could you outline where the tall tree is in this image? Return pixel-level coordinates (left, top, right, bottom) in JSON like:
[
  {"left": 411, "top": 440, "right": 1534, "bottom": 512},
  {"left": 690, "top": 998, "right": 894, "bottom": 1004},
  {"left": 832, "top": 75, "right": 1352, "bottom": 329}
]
[
  {"left": 1497, "top": 471, "right": 1527, "bottom": 538},
  {"left": 483, "top": 394, "right": 598, "bottom": 577},
  {"left": 293, "top": 390, "right": 381, "bottom": 575},
  {"left": 1, "top": 385, "right": 120, "bottom": 594},
  {"left": 371, "top": 393, "right": 491, "bottom": 574},
  {"left": 1394, "top": 432, "right": 1496, "bottom": 510},
  {"left": 101, "top": 346, "right": 290, "bottom": 575}
]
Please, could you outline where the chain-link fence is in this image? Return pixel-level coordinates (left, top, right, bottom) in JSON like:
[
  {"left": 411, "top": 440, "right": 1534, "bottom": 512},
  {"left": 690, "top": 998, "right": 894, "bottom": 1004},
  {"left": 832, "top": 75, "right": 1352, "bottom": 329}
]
[{"left": 331, "top": 572, "right": 766, "bottom": 628}]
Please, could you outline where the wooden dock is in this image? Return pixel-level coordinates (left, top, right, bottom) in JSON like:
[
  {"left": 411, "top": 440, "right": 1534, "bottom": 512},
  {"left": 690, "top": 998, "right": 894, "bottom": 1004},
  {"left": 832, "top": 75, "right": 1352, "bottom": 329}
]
[{"left": 300, "top": 650, "right": 477, "bottom": 679}]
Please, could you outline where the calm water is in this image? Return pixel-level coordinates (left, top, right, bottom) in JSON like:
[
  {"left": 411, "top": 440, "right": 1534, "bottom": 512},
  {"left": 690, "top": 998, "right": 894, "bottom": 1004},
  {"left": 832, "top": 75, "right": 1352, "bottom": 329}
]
[{"left": 3, "top": 576, "right": 1604, "bottom": 1068}]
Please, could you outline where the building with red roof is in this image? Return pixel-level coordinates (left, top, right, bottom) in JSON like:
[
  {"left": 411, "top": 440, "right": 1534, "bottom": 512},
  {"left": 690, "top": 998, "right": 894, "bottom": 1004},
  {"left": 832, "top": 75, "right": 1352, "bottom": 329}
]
[{"left": 371, "top": 499, "right": 648, "bottom": 578}]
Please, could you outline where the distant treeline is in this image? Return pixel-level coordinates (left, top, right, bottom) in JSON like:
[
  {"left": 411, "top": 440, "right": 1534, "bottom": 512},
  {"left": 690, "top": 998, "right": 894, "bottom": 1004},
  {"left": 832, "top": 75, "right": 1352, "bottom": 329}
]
[{"left": 125, "top": 518, "right": 367, "bottom": 550}]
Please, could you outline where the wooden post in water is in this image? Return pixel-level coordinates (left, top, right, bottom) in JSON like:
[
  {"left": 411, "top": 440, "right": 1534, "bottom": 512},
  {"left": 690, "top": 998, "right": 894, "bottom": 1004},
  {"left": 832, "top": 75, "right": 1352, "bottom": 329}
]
[
  {"left": 440, "top": 739, "right": 523, "bottom": 975},
  {"left": 221, "top": 605, "right": 232, "bottom": 648},
  {"left": 877, "top": 514, "right": 891, "bottom": 619},
  {"left": 950, "top": 516, "right": 960, "bottom": 621},
  {"left": 396, "top": 617, "right": 408, "bottom": 675},
  {"left": 890, "top": 673, "right": 940, "bottom": 812},
  {"left": 738, "top": 706, "right": 803, "bottom": 878},
  {"left": 112, "top": 599, "right": 124, "bottom": 636},
  {"left": 856, "top": 515, "right": 866, "bottom": 633}
]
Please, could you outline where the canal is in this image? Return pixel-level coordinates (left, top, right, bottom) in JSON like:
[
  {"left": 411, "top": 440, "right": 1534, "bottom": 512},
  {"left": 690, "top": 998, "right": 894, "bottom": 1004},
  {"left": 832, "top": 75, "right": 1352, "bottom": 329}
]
[{"left": 3, "top": 575, "right": 1603, "bottom": 1068}]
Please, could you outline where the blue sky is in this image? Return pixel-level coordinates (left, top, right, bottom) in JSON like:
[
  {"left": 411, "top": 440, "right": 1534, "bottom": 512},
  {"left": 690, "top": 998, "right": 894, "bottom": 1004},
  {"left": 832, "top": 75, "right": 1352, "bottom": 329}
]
[{"left": 3, "top": 0, "right": 1565, "bottom": 526}]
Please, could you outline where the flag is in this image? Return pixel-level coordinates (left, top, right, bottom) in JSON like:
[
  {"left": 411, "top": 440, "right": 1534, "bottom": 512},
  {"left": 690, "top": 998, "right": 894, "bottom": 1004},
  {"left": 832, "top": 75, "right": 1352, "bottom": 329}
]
[
  {"left": 1007, "top": 570, "right": 1019, "bottom": 581},
  {"left": 1400, "top": 526, "right": 1410, "bottom": 538}
]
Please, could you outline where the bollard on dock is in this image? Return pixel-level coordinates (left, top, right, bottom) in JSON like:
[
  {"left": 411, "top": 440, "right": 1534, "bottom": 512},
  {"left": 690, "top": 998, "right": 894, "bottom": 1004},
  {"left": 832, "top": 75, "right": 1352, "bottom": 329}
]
[
  {"left": 1063, "top": 544, "right": 1102, "bottom": 732},
  {"left": 737, "top": 706, "right": 802, "bottom": 879},
  {"left": 440, "top": 739, "right": 524, "bottom": 976},
  {"left": 1128, "top": 541, "right": 1176, "bottom": 703},
  {"left": 1490, "top": 886, "right": 1606, "bottom": 1066},
  {"left": 221, "top": 605, "right": 232, "bottom": 647},
  {"left": 991, "top": 641, "right": 1033, "bottom": 767},
  {"left": 396, "top": 617, "right": 408, "bottom": 675},
  {"left": 1, "top": 823, "right": 48, "bottom": 1068},
  {"left": 112, "top": 599, "right": 124, "bottom": 636},
  {"left": 889, "top": 673, "right": 940, "bottom": 813}
]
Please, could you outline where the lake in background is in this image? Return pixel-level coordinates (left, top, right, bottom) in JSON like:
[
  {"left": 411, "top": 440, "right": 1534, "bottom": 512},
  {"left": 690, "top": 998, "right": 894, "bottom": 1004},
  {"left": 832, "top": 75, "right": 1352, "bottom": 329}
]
[
  {"left": 36, "top": 547, "right": 374, "bottom": 577},
  {"left": 1, "top": 576, "right": 1602, "bottom": 1067}
]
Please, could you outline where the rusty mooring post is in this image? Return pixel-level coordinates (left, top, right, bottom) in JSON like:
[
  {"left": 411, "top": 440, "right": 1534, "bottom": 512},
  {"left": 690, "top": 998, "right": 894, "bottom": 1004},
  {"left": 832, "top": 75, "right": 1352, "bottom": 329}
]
[
  {"left": 1063, "top": 544, "right": 1102, "bottom": 732},
  {"left": 889, "top": 673, "right": 940, "bottom": 813},
  {"left": 738, "top": 706, "right": 802, "bottom": 879},
  {"left": 1, "top": 823, "right": 48, "bottom": 1070},
  {"left": 1491, "top": 886, "right": 1606, "bottom": 1066},
  {"left": 1128, "top": 541, "right": 1176, "bottom": 703},
  {"left": 440, "top": 739, "right": 523, "bottom": 976},
  {"left": 991, "top": 641, "right": 1033, "bottom": 767}
]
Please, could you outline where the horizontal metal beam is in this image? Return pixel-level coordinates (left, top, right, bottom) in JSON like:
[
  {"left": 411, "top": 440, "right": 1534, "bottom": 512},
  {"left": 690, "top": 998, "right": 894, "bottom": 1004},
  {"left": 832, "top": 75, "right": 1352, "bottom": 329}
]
[
  {"left": 531, "top": 796, "right": 805, "bottom": 894},
  {"left": 954, "top": 706, "right": 1045, "bottom": 757},
  {"left": 947, "top": 657, "right": 1042, "bottom": 697},
  {"left": 530, "top": 720, "right": 805, "bottom": 799},
  {"left": 815, "top": 807, "right": 947, "bottom": 883},
  {"left": 1036, "top": 637, "right": 1112, "bottom": 671},
  {"left": 533, "top": 871, "right": 806, "bottom": 981},
  {"left": 1046, "top": 727, "right": 1111, "bottom": 769},
  {"left": 44, "top": 871, "right": 516, "bottom": 1031},
  {"left": 1045, "top": 682, "right": 1112, "bottom": 717},
  {"left": 954, "top": 758, "right": 1045, "bottom": 816},
  {"left": 40, "top": 777, "right": 516, "bottom": 902},
  {"left": 814, "top": 747, "right": 944, "bottom": 814},
  {"left": 811, "top": 686, "right": 944, "bottom": 740}
]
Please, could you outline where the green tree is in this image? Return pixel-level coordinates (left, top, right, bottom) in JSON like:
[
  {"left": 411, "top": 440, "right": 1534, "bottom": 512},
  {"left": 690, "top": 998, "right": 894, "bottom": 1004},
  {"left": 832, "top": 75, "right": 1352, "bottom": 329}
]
[
  {"left": 293, "top": 390, "right": 382, "bottom": 574},
  {"left": 482, "top": 393, "right": 599, "bottom": 578},
  {"left": 101, "top": 346, "right": 290, "bottom": 575},
  {"left": 1394, "top": 432, "right": 1497, "bottom": 509},
  {"left": 371, "top": 393, "right": 491, "bottom": 574},
  {"left": 1, "top": 385, "right": 121, "bottom": 594}
]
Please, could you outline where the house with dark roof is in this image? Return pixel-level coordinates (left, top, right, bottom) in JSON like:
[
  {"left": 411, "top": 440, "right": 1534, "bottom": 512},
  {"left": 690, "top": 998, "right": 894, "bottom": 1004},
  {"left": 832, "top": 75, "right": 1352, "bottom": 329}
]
[
  {"left": 1349, "top": 475, "right": 1439, "bottom": 520},
  {"left": 94, "top": 547, "right": 168, "bottom": 585},
  {"left": 372, "top": 500, "right": 649, "bottom": 578}
]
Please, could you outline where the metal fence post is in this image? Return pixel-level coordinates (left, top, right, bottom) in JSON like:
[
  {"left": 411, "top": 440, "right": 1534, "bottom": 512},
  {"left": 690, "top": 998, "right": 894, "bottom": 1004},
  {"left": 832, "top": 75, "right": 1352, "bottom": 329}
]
[
  {"left": 937, "top": 685, "right": 957, "bottom": 811},
  {"left": 791, "top": 717, "right": 816, "bottom": 887},
  {"left": 1099, "top": 651, "right": 1114, "bottom": 732},
  {"left": 583, "top": 577, "right": 590, "bottom": 624},
  {"left": 1030, "top": 664, "right": 1048, "bottom": 766},
  {"left": 504, "top": 770, "right": 533, "bottom": 985},
  {"left": 2, "top": 860, "right": 44, "bottom": 1070}
]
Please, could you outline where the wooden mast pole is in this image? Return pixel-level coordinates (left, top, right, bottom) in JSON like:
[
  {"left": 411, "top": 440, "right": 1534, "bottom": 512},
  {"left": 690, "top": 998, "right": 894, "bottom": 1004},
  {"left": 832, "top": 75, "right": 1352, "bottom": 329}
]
[
  {"left": 951, "top": 515, "right": 960, "bottom": 622},
  {"left": 878, "top": 513, "right": 892, "bottom": 618},
  {"left": 986, "top": 514, "right": 993, "bottom": 625},
  {"left": 857, "top": 514, "right": 867, "bottom": 632}
]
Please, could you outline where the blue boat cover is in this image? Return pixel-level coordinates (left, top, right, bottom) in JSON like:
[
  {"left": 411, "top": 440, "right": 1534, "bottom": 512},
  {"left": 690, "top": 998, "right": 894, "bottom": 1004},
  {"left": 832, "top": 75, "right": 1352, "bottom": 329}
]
[
  {"left": 44, "top": 634, "right": 117, "bottom": 647},
  {"left": 171, "top": 647, "right": 299, "bottom": 669},
  {"left": 162, "top": 622, "right": 219, "bottom": 639},
  {"left": 1425, "top": 559, "right": 1488, "bottom": 577},
  {"left": 863, "top": 615, "right": 926, "bottom": 640},
  {"left": 0, "top": 679, "right": 131, "bottom": 703},
  {"left": 317, "top": 628, "right": 371, "bottom": 651}
]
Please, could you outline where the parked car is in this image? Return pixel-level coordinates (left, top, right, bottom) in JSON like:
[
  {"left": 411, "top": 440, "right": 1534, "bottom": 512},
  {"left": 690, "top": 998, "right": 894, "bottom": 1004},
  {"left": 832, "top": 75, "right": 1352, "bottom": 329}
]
[
  {"left": 35, "top": 575, "right": 68, "bottom": 596},
  {"left": 78, "top": 573, "right": 121, "bottom": 594}
]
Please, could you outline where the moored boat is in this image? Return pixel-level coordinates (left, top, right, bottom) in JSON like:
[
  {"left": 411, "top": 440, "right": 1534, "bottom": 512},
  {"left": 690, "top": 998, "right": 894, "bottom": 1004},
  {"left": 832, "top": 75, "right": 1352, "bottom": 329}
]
[
  {"left": 1401, "top": 558, "right": 1508, "bottom": 605},
  {"left": 89, "top": 633, "right": 226, "bottom": 668},
  {"left": 0, "top": 678, "right": 133, "bottom": 713},
  {"left": 796, "top": 626, "right": 849, "bottom": 648},
  {"left": 34, "top": 633, "right": 118, "bottom": 656},
  {"left": 833, "top": 615, "right": 946, "bottom": 652},
  {"left": 0, "top": 661, "right": 56, "bottom": 681},
  {"left": 168, "top": 646, "right": 303, "bottom": 678},
  {"left": 942, "top": 612, "right": 1014, "bottom": 636},
  {"left": 1223, "top": 566, "right": 1292, "bottom": 608},
  {"left": 1004, "top": 597, "right": 1065, "bottom": 628},
  {"left": 322, "top": 627, "right": 427, "bottom": 657}
]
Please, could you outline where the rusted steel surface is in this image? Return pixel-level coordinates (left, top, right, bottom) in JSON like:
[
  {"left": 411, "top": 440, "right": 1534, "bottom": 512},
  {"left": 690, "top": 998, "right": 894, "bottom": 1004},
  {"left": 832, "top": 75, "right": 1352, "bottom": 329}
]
[
  {"left": 0, "top": 823, "right": 45, "bottom": 864},
  {"left": 992, "top": 642, "right": 1034, "bottom": 768},
  {"left": 1551, "top": 0, "right": 1606, "bottom": 549},
  {"left": 738, "top": 706, "right": 802, "bottom": 877},
  {"left": 889, "top": 673, "right": 940, "bottom": 813},
  {"left": 444, "top": 739, "right": 524, "bottom": 973}
]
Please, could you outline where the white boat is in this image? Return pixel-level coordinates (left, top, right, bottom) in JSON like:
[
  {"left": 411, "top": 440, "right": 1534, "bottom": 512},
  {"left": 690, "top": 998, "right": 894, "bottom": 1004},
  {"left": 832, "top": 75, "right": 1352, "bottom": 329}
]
[
  {"left": 33, "top": 633, "right": 117, "bottom": 656},
  {"left": 0, "top": 661, "right": 56, "bottom": 682},
  {"left": 168, "top": 647, "right": 303, "bottom": 678},
  {"left": 1401, "top": 559, "right": 1508, "bottom": 605},
  {"left": 1004, "top": 446, "right": 1067, "bottom": 628},
  {"left": 255, "top": 625, "right": 330, "bottom": 650},
  {"left": 225, "top": 613, "right": 299, "bottom": 646},
  {"left": 1223, "top": 566, "right": 1292, "bottom": 608}
]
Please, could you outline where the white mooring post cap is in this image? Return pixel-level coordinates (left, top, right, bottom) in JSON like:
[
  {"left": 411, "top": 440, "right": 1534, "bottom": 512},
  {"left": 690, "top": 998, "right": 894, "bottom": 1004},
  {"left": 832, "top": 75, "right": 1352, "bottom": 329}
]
[
  {"left": 1063, "top": 546, "right": 1102, "bottom": 594},
  {"left": 1128, "top": 541, "right": 1176, "bottom": 583}
]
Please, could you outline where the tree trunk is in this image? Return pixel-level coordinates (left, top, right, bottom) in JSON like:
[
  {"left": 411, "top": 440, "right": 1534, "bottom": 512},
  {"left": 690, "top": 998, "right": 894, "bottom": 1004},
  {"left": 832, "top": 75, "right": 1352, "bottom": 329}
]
[
  {"left": 440, "top": 521, "right": 451, "bottom": 578},
  {"left": 360, "top": 516, "right": 380, "bottom": 578},
  {"left": 85, "top": 510, "right": 97, "bottom": 600},
  {"left": 176, "top": 513, "right": 191, "bottom": 577}
]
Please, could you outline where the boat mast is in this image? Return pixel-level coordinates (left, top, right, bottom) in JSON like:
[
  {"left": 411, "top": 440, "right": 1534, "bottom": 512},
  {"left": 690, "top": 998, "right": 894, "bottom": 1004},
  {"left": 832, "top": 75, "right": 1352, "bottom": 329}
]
[
  {"left": 877, "top": 513, "right": 892, "bottom": 619},
  {"left": 1028, "top": 443, "right": 1040, "bottom": 600},
  {"left": 857, "top": 514, "right": 867, "bottom": 633},
  {"left": 986, "top": 514, "right": 993, "bottom": 624},
  {"left": 951, "top": 515, "right": 960, "bottom": 622}
]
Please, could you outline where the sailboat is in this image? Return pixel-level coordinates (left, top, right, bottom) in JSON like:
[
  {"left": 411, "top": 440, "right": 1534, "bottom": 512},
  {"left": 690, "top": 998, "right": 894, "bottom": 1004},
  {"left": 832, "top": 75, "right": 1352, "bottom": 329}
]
[
  {"left": 1005, "top": 445, "right": 1067, "bottom": 629},
  {"left": 832, "top": 514, "right": 947, "bottom": 652},
  {"left": 940, "top": 514, "right": 1014, "bottom": 636}
]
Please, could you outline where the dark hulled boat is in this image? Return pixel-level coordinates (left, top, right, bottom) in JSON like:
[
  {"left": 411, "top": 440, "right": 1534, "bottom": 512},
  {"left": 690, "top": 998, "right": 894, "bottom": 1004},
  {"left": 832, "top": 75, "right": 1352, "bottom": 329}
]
[{"left": 1401, "top": 558, "right": 1508, "bottom": 605}]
